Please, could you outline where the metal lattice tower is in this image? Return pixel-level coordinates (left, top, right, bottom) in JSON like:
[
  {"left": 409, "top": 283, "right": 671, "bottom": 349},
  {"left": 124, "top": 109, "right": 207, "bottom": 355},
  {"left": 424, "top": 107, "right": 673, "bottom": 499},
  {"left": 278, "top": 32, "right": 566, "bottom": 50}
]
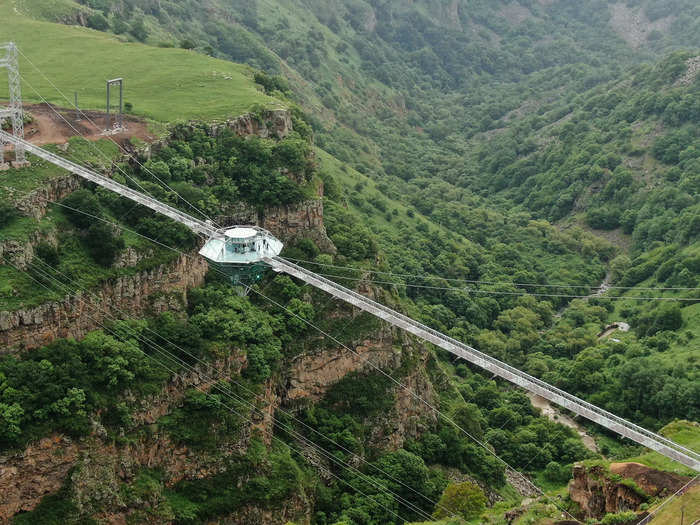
[{"left": 0, "top": 42, "right": 26, "bottom": 166}]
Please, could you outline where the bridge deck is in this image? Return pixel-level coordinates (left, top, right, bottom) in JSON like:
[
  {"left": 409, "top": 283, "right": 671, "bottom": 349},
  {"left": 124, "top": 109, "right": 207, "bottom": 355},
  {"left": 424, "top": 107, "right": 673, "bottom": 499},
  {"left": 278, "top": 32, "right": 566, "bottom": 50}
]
[
  {"left": 2, "top": 130, "right": 697, "bottom": 472},
  {"left": 266, "top": 256, "right": 700, "bottom": 472},
  {"left": 0, "top": 130, "right": 219, "bottom": 238}
]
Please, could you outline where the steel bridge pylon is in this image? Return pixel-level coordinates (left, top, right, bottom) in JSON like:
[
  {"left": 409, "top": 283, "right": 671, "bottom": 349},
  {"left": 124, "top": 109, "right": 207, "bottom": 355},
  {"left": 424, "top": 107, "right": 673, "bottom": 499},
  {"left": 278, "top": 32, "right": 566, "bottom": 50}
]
[{"left": 0, "top": 42, "right": 28, "bottom": 169}]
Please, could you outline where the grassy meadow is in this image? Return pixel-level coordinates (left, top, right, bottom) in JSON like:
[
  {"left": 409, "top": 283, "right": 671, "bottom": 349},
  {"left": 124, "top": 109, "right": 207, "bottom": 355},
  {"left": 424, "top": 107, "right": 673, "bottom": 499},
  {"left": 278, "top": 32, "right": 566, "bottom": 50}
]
[{"left": 0, "top": 1, "right": 281, "bottom": 122}]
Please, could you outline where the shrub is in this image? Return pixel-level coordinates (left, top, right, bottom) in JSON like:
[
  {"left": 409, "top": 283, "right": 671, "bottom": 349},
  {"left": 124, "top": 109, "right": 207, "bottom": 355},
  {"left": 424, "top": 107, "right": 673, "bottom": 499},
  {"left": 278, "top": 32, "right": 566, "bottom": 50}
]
[
  {"left": 432, "top": 481, "right": 486, "bottom": 520},
  {"left": 85, "top": 222, "right": 124, "bottom": 266},
  {"left": 62, "top": 189, "right": 102, "bottom": 229},
  {"left": 86, "top": 13, "right": 109, "bottom": 31},
  {"left": 0, "top": 202, "right": 18, "bottom": 228}
]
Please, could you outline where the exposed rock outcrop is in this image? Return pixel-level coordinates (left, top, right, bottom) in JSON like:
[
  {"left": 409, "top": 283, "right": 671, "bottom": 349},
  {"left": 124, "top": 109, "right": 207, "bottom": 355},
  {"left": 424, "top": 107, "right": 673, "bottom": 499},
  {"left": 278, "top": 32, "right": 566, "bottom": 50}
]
[
  {"left": 0, "top": 227, "right": 57, "bottom": 271},
  {"left": 0, "top": 251, "right": 207, "bottom": 353},
  {"left": 0, "top": 355, "right": 246, "bottom": 521},
  {"left": 286, "top": 322, "right": 438, "bottom": 450},
  {"left": 218, "top": 192, "right": 335, "bottom": 253},
  {"left": 212, "top": 108, "right": 294, "bottom": 140},
  {"left": 569, "top": 463, "right": 689, "bottom": 520},
  {"left": 11, "top": 173, "right": 82, "bottom": 220}
]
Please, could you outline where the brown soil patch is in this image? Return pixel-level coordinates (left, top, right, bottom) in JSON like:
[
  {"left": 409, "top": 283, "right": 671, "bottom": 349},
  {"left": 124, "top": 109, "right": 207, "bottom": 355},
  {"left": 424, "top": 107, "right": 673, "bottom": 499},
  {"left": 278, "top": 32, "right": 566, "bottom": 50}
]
[
  {"left": 9, "top": 103, "right": 157, "bottom": 147},
  {"left": 610, "top": 462, "right": 691, "bottom": 497}
]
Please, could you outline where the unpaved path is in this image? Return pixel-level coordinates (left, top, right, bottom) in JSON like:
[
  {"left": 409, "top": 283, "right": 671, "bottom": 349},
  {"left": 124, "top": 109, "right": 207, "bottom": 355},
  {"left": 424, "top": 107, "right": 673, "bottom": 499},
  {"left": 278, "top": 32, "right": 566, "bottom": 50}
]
[
  {"left": 5, "top": 103, "right": 156, "bottom": 147},
  {"left": 528, "top": 393, "right": 599, "bottom": 453}
]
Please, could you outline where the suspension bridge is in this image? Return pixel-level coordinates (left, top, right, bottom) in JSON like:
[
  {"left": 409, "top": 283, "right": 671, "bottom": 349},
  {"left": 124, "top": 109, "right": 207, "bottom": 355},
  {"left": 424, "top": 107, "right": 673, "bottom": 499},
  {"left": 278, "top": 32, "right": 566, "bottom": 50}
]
[{"left": 0, "top": 126, "right": 698, "bottom": 472}]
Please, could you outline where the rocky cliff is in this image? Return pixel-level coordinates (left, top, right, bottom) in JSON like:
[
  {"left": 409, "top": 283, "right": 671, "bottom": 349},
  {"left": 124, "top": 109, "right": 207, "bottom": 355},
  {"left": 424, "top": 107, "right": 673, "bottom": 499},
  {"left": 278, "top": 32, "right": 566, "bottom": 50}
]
[
  {"left": 0, "top": 354, "right": 245, "bottom": 522},
  {"left": 568, "top": 462, "right": 690, "bottom": 520},
  {"left": 0, "top": 299, "right": 437, "bottom": 523},
  {"left": 0, "top": 251, "right": 207, "bottom": 353},
  {"left": 1, "top": 107, "right": 333, "bottom": 353}
]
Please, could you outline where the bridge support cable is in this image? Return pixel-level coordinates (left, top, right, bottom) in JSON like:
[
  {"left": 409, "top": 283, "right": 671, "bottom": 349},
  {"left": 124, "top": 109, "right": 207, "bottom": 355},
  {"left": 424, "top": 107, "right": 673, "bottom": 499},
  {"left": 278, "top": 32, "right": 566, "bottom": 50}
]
[
  {"left": 14, "top": 46, "right": 220, "bottom": 228},
  {"left": 266, "top": 256, "right": 700, "bottom": 472},
  {"left": 5, "top": 256, "right": 439, "bottom": 524},
  {"left": 0, "top": 130, "right": 218, "bottom": 238}
]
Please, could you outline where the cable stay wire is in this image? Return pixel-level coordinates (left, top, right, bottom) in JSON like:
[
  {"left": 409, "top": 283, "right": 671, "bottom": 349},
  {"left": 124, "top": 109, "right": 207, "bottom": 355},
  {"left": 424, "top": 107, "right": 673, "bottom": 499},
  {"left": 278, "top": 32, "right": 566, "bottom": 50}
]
[
  {"left": 15, "top": 72, "right": 214, "bottom": 240},
  {"left": 636, "top": 474, "right": 699, "bottom": 525},
  {"left": 15, "top": 73, "right": 210, "bottom": 239},
  {"left": 245, "top": 286, "right": 582, "bottom": 522},
  {"left": 16, "top": 47, "right": 220, "bottom": 228},
  {"left": 14, "top": 256, "right": 445, "bottom": 522},
  {"left": 0, "top": 193, "right": 581, "bottom": 522},
  {"left": 6, "top": 261, "right": 438, "bottom": 519},
  {"left": 307, "top": 271, "right": 700, "bottom": 302},
  {"left": 6, "top": 185, "right": 694, "bottom": 305},
  {"left": 283, "top": 257, "right": 700, "bottom": 292}
]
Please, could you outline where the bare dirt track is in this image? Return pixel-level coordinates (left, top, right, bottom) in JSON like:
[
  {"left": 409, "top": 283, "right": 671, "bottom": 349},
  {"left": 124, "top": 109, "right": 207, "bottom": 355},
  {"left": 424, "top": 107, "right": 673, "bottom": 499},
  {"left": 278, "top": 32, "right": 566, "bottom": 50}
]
[{"left": 12, "top": 103, "right": 157, "bottom": 146}]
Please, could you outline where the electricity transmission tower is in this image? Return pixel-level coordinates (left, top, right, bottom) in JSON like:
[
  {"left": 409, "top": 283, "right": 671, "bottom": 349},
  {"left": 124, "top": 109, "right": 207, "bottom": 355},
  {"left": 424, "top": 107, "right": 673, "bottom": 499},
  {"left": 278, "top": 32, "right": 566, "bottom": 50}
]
[{"left": 0, "top": 42, "right": 28, "bottom": 168}]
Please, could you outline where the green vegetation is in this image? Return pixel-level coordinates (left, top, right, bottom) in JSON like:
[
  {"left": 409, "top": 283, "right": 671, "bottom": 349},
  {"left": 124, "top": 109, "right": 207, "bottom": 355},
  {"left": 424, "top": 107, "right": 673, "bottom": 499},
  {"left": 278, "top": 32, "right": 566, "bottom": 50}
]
[
  {"left": 2, "top": 1, "right": 700, "bottom": 524},
  {"left": 432, "top": 482, "right": 486, "bottom": 521},
  {"left": 0, "top": 2, "right": 280, "bottom": 122}
]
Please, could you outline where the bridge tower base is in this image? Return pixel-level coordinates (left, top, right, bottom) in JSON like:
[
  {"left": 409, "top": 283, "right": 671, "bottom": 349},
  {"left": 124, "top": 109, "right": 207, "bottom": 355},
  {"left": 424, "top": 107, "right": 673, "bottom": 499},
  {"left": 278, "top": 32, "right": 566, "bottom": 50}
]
[{"left": 0, "top": 42, "right": 29, "bottom": 169}]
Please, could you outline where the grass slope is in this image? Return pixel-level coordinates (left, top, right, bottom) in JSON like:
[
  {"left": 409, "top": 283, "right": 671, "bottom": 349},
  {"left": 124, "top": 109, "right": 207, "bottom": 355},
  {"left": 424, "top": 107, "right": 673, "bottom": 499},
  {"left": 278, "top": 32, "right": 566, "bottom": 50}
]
[{"left": 0, "top": 1, "right": 280, "bottom": 122}]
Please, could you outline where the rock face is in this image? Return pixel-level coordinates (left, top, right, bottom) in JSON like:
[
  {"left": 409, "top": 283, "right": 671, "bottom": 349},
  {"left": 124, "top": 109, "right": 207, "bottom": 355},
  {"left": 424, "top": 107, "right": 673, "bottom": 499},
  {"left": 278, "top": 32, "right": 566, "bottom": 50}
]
[
  {"left": 0, "top": 251, "right": 208, "bottom": 353},
  {"left": 286, "top": 322, "right": 438, "bottom": 450},
  {"left": 211, "top": 108, "right": 294, "bottom": 140},
  {"left": 12, "top": 173, "right": 82, "bottom": 220},
  {"left": 609, "top": 462, "right": 690, "bottom": 498},
  {"left": 569, "top": 463, "right": 689, "bottom": 520},
  {"left": 0, "top": 227, "right": 57, "bottom": 271},
  {"left": 0, "top": 355, "right": 246, "bottom": 522},
  {"left": 218, "top": 192, "right": 335, "bottom": 254}
]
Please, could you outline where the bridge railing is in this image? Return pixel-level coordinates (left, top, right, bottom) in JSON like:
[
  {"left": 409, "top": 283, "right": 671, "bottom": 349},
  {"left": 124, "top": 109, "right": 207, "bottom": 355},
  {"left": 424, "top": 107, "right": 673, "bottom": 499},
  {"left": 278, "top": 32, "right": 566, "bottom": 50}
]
[
  {"left": 268, "top": 256, "right": 700, "bottom": 472},
  {"left": 0, "top": 130, "right": 219, "bottom": 238}
]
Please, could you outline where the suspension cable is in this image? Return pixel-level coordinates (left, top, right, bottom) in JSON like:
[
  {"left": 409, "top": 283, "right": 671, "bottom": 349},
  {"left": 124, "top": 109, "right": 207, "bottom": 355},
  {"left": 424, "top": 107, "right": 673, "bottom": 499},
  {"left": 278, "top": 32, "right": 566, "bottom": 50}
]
[
  {"left": 14, "top": 256, "right": 443, "bottom": 522},
  {"left": 16, "top": 73, "right": 210, "bottom": 239},
  {"left": 283, "top": 257, "right": 700, "bottom": 292},
  {"left": 309, "top": 271, "right": 699, "bottom": 302},
  {"left": 245, "top": 285, "right": 582, "bottom": 522},
  {"left": 16, "top": 47, "right": 220, "bottom": 228},
  {"left": 1, "top": 191, "right": 580, "bottom": 520}
]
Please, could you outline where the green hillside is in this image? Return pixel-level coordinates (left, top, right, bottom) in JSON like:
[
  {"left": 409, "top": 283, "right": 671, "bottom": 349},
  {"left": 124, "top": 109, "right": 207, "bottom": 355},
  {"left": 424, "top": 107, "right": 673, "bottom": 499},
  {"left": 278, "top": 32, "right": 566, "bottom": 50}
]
[
  {"left": 0, "top": 2, "right": 698, "bottom": 525},
  {"left": 0, "top": 2, "right": 280, "bottom": 122}
]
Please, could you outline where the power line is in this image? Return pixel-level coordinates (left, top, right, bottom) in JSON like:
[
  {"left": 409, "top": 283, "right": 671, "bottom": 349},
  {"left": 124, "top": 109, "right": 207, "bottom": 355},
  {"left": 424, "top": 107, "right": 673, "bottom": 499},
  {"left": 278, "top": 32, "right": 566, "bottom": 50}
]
[
  {"left": 9, "top": 256, "right": 436, "bottom": 523},
  {"left": 16, "top": 47, "right": 220, "bottom": 229},
  {"left": 283, "top": 257, "right": 700, "bottom": 292},
  {"left": 21, "top": 253, "right": 454, "bottom": 521},
  {"left": 245, "top": 285, "right": 582, "bottom": 522},
  {"left": 1, "top": 189, "right": 579, "bottom": 521},
  {"left": 16, "top": 73, "right": 210, "bottom": 243},
  {"left": 637, "top": 475, "right": 699, "bottom": 525},
  {"left": 309, "top": 271, "right": 700, "bottom": 302}
]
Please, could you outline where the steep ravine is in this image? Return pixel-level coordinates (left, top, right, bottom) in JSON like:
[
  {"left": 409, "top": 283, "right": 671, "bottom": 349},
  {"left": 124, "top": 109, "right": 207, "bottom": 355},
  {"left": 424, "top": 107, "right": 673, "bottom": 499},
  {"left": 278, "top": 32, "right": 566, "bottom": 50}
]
[
  {"left": 0, "top": 108, "right": 331, "bottom": 353},
  {"left": 0, "top": 314, "right": 440, "bottom": 523}
]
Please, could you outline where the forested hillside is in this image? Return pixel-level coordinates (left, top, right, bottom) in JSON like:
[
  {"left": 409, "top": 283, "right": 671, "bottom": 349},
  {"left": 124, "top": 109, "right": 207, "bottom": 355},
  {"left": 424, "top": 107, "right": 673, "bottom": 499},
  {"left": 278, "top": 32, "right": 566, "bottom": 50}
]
[{"left": 1, "top": 1, "right": 699, "bottom": 524}]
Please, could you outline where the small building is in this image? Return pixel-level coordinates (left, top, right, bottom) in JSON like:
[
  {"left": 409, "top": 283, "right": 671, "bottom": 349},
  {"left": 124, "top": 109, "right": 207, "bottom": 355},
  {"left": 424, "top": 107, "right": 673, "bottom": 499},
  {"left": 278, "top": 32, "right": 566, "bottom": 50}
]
[{"left": 198, "top": 226, "right": 283, "bottom": 286}]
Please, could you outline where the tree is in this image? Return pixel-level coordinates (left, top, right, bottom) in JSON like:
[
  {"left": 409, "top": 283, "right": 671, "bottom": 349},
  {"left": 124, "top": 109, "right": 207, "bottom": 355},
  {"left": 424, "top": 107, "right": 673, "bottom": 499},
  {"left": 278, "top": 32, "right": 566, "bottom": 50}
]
[
  {"left": 0, "top": 402, "right": 23, "bottom": 443},
  {"left": 87, "top": 13, "right": 109, "bottom": 31},
  {"left": 432, "top": 481, "right": 486, "bottom": 520},
  {"left": 63, "top": 189, "right": 102, "bottom": 229},
  {"left": 180, "top": 38, "right": 196, "bottom": 50},
  {"left": 85, "top": 222, "right": 124, "bottom": 266},
  {"left": 544, "top": 461, "right": 571, "bottom": 483},
  {"left": 129, "top": 19, "right": 148, "bottom": 42},
  {"left": 0, "top": 201, "right": 18, "bottom": 228}
]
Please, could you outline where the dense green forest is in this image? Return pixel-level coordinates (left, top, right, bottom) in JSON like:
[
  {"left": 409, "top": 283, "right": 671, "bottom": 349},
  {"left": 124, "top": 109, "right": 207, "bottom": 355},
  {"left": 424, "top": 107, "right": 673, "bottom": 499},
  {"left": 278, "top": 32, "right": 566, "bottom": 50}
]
[{"left": 1, "top": 0, "right": 699, "bottom": 524}]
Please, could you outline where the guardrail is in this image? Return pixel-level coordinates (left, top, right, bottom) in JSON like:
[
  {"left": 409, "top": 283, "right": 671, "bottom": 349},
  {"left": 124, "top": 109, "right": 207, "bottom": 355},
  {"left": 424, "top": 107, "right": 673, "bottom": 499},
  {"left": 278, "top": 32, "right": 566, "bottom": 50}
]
[{"left": 268, "top": 256, "right": 700, "bottom": 472}]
